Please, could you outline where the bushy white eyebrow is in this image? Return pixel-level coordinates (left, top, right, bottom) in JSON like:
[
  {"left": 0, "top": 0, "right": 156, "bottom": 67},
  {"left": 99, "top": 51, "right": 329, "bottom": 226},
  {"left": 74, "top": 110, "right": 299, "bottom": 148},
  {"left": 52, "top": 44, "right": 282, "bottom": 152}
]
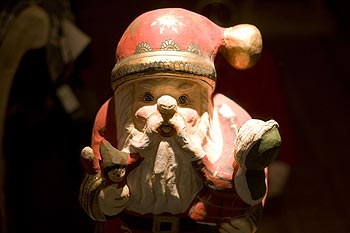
[
  {"left": 178, "top": 82, "right": 196, "bottom": 91},
  {"left": 135, "top": 79, "right": 196, "bottom": 91},
  {"left": 136, "top": 82, "right": 155, "bottom": 90}
]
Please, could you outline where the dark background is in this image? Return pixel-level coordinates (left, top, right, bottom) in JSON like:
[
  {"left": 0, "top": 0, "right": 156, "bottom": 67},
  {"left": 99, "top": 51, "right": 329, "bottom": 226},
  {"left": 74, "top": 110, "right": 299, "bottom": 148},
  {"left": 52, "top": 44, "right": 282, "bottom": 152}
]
[{"left": 1, "top": 0, "right": 349, "bottom": 232}]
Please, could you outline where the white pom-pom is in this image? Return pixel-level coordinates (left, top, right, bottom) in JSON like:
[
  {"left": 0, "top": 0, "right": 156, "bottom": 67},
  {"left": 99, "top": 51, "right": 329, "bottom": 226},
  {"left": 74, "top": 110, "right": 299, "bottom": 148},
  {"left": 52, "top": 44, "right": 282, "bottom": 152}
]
[
  {"left": 81, "top": 146, "right": 95, "bottom": 161},
  {"left": 222, "top": 24, "right": 262, "bottom": 70}
]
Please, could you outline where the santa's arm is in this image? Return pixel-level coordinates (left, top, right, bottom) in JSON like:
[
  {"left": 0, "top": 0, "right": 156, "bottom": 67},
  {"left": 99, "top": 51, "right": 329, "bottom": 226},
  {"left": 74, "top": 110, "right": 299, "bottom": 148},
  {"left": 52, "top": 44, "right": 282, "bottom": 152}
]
[
  {"left": 191, "top": 95, "right": 280, "bottom": 232},
  {"left": 79, "top": 99, "right": 113, "bottom": 221},
  {"left": 79, "top": 98, "right": 145, "bottom": 220}
]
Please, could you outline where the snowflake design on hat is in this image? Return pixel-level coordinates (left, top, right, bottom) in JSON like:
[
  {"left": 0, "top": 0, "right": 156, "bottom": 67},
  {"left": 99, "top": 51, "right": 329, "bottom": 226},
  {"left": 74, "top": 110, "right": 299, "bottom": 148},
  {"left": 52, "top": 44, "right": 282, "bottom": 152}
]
[{"left": 151, "top": 11, "right": 184, "bottom": 34}]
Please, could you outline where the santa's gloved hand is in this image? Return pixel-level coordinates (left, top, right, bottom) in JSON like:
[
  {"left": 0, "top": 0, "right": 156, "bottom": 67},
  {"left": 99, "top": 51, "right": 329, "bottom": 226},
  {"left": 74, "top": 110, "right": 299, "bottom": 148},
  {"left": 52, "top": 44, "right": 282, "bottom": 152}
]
[
  {"left": 234, "top": 119, "right": 281, "bottom": 205},
  {"left": 235, "top": 119, "right": 281, "bottom": 170}
]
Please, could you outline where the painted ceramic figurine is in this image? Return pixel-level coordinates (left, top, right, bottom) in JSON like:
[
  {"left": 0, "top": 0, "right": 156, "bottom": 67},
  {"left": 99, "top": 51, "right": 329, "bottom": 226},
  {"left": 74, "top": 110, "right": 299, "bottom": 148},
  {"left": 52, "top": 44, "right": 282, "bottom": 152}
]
[{"left": 79, "top": 8, "right": 281, "bottom": 233}]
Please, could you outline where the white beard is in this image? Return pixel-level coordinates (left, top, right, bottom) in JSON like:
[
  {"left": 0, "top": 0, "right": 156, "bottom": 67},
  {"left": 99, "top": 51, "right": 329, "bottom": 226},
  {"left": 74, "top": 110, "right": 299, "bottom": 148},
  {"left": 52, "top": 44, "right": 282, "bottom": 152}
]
[{"left": 125, "top": 115, "right": 203, "bottom": 214}]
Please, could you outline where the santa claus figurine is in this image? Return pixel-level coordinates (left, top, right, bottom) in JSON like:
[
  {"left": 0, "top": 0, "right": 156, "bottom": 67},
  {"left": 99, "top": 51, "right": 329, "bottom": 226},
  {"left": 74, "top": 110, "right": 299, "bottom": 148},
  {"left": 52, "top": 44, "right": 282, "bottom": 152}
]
[{"left": 79, "top": 8, "right": 281, "bottom": 233}]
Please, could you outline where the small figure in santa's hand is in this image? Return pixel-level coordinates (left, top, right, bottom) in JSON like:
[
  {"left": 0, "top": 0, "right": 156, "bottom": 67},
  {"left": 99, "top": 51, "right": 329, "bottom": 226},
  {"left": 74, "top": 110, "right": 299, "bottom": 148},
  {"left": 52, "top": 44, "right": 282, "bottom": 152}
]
[{"left": 79, "top": 8, "right": 281, "bottom": 233}]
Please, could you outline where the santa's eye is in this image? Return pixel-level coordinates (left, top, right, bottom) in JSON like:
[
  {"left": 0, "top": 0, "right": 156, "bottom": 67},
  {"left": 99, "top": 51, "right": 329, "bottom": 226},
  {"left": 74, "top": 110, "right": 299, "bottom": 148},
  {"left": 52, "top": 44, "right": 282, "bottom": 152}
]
[
  {"left": 178, "top": 95, "right": 189, "bottom": 105},
  {"left": 143, "top": 93, "right": 154, "bottom": 102}
]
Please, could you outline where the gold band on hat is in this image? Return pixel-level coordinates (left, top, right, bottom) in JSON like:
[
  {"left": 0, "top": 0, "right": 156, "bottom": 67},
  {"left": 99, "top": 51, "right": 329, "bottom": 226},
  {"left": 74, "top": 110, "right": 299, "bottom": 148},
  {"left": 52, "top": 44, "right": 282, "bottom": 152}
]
[{"left": 111, "top": 50, "right": 216, "bottom": 90}]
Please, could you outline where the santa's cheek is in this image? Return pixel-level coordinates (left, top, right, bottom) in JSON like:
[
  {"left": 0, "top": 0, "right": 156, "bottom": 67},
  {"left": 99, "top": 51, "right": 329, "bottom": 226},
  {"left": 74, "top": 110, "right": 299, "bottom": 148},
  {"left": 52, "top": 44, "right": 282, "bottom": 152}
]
[
  {"left": 179, "top": 109, "right": 199, "bottom": 126},
  {"left": 133, "top": 105, "right": 157, "bottom": 128}
]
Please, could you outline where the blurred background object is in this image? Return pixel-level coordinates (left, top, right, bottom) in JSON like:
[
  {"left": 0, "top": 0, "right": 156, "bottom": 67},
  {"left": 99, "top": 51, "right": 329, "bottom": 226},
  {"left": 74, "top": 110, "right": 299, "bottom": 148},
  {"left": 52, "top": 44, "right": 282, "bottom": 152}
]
[
  {"left": 1, "top": 0, "right": 349, "bottom": 232},
  {"left": 0, "top": 1, "right": 94, "bottom": 233}
]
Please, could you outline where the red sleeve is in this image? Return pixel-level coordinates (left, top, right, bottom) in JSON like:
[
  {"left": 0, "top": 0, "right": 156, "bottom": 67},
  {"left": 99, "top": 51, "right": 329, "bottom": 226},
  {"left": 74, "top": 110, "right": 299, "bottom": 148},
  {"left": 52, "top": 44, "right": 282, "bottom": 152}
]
[{"left": 81, "top": 98, "right": 117, "bottom": 174}]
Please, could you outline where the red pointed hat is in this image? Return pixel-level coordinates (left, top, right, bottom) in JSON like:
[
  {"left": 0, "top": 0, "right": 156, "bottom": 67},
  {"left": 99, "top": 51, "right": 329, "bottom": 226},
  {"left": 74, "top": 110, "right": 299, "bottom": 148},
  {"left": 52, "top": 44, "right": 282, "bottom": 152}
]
[{"left": 111, "top": 8, "right": 262, "bottom": 90}]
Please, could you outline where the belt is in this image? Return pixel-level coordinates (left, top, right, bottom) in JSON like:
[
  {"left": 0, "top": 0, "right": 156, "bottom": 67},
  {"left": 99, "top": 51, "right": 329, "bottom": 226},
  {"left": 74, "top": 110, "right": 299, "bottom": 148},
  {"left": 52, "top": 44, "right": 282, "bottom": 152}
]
[{"left": 119, "top": 212, "right": 218, "bottom": 233}]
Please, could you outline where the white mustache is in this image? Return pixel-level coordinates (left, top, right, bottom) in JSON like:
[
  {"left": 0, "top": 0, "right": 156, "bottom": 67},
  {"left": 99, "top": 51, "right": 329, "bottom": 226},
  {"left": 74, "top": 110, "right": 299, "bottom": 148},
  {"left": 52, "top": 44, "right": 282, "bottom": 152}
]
[{"left": 129, "top": 111, "right": 189, "bottom": 152}]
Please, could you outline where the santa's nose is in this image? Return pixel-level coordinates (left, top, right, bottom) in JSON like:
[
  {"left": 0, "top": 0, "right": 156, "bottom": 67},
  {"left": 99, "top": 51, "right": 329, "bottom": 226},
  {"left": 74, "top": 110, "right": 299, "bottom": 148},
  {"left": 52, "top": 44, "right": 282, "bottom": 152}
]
[{"left": 157, "top": 95, "right": 177, "bottom": 116}]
